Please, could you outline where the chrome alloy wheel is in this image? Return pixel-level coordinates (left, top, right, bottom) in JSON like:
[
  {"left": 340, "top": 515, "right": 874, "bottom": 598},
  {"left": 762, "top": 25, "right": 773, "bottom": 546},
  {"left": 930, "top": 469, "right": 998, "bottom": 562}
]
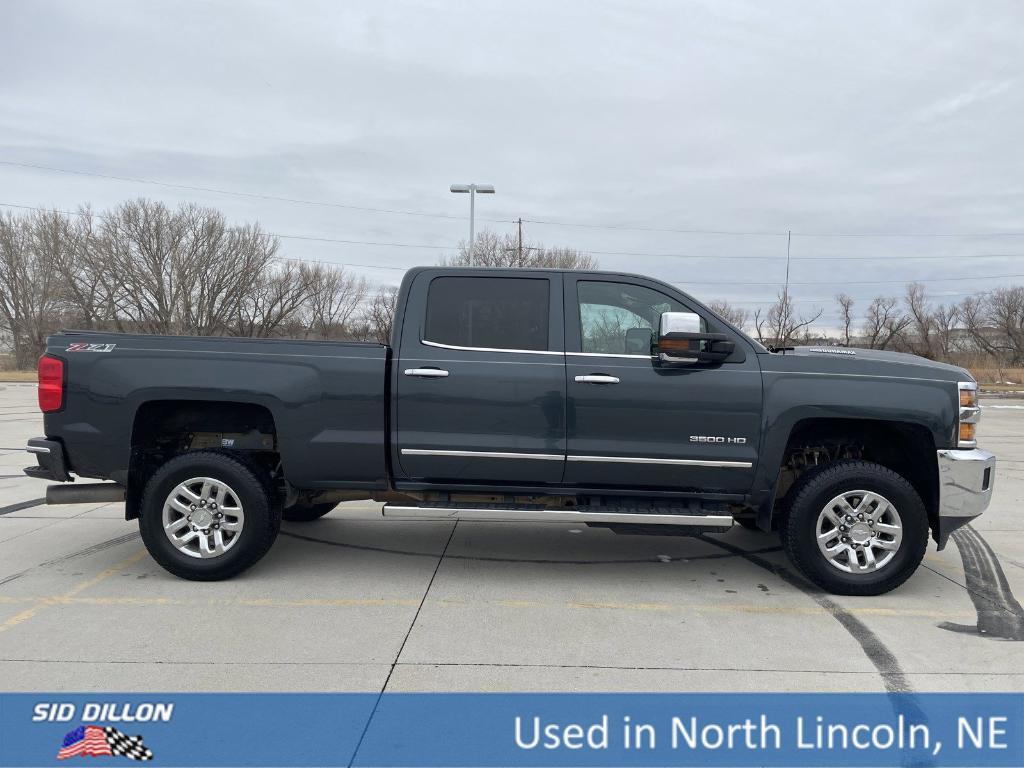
[
  {"left": 815, "top": 490, "right": 903, "bottom": 574},
  {"left": 162, "top": 477, "right": 245, "bottom": 559}
]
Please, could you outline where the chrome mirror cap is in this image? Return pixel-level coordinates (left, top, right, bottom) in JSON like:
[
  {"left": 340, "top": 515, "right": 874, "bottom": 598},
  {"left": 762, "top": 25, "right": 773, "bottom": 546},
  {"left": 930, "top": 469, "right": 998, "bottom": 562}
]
[{"left": 658, "top": 311, "right": 701, "bottom": 364}]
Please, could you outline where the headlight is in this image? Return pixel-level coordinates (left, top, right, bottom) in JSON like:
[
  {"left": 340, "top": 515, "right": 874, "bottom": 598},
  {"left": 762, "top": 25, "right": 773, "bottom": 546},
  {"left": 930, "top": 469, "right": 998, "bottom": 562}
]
[{"left": 958, "top": 381, "right": 980, "bottom": 448}]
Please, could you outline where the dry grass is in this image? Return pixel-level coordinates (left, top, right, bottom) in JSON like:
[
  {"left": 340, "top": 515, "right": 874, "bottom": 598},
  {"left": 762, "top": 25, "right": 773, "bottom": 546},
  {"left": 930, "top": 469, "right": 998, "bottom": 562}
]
[
  {"left": 0, "top": 370, "right": 36, "bottom": 382},
  {"left": 970, "top": 367, "right": 1024, "bottom": 386}
]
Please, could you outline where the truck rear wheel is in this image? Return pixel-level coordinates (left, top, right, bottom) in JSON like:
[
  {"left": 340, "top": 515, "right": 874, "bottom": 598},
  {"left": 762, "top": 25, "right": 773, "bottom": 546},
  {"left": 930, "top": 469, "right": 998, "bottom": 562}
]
[
  {"left": 138, "top": 451, "right": 281, "bottom": 581},
  {"left": 780, "top": 460, "right": 928, "bottom": 596},
  {"left": 282, "top": 501, "right": 337, "bottom": 522}
]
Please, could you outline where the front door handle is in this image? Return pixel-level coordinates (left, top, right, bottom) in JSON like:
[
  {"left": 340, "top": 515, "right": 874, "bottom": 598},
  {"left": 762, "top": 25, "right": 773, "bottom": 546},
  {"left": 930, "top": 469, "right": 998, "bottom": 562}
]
[
  {"left": 574, "top": 374, "right": 620, "bottom": 385},
  {"left": 404, "top": 368, "right": 450, "bottom": 378}
]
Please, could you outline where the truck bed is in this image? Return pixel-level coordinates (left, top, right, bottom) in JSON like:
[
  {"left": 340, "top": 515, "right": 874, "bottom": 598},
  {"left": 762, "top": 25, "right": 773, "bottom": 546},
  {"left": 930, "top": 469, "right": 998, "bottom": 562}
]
[{"left": 43, "top": 330, "right": 391, "bottom": 490}]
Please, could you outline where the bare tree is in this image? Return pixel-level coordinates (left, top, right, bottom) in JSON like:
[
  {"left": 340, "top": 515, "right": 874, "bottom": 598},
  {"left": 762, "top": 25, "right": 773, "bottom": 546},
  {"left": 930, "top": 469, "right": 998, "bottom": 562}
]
[
  {"left": 836, "top": 293, "right": 855, "bottom": 346},
  {"left": 442, "top": 230, "right": 598, "bottom": 270},
  {"left": 55, "top": 207, "right": 115, "bottom": 330},
  {"left": 232, "top": 260, "right": 310, "bottom": 337},
  {"left": 301, "top": 263, "right": 369, "bottom": 339},
  {"left": 903, "top": 282, "right": 937, "bottom": 358},
  {"left": 0, "top": 210, "right": 66, "bottom": 367},
  {"left": 360, "top": 285, "right": 399, "bottom": 344},
  {"left": 753, "top": 291, "right": 823, "bottom": 347},
  {"left": 959, "top": 293, "right": 1007, "bottom": 363},
  {"left": 960, "top": 287, "right": 1024, "bottom": 365},
  {"left": 93, "top": 199, "right": 279, "bottom": 336},
  {"left": 708, "top": 299, "right": 748, "bottom": 330},
  {"left": 932, "top": 302, "right": 959, "bottom": 361},
  {"left": 862, "top": 295, "right": 910, "bottom": 350}
]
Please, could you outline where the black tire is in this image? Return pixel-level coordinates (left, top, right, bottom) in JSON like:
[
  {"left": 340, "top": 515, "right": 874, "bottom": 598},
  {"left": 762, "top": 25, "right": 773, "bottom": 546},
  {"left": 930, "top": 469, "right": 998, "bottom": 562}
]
[
  {"left": 139, "top": 451, "right": 281, "bottom": 581},
  {"left": 282, "top": 502, "right": 337, "bottom": 522},
  {"left": 780, "top": 460, "right": 928, "bottom": 596}
]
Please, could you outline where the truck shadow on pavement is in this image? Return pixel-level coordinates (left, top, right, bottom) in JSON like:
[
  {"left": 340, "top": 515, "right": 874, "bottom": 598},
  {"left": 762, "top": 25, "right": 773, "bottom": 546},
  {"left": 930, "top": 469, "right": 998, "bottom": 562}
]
[
  {"left": 283, "top": 521, "right": 1024, "bottom": 645},
  {"left": 277, "top": 527, "right": 783, "bottom": 566}
]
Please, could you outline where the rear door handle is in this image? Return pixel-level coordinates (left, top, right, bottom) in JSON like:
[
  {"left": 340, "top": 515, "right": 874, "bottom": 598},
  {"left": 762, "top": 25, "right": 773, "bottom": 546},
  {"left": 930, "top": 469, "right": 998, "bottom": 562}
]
[
  {"left": 574, "top": 374, "right": 620, "bottom": 385},
  {"left": 404, "top": 367, "right": 449, "bottom": 378}
]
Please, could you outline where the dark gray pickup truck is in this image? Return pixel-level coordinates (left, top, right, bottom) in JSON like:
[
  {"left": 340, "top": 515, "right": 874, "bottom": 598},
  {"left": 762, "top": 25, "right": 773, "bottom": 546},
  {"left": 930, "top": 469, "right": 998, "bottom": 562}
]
[{"left": 25, "top": 267, "right": 995, "bottom": 594}]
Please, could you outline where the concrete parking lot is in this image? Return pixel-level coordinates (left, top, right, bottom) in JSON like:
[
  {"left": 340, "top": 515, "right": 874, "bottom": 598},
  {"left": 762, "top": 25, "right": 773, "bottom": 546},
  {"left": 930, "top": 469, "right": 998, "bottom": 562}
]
[{"left": 1, "top": 381, "right": 1021, "bottom": 693}]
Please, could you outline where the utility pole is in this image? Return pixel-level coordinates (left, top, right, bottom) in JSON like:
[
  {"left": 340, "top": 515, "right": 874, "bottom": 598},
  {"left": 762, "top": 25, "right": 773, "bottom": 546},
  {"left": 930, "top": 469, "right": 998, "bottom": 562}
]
[{"left": 517, "top": 218, "right": 523, "bottom": 262}]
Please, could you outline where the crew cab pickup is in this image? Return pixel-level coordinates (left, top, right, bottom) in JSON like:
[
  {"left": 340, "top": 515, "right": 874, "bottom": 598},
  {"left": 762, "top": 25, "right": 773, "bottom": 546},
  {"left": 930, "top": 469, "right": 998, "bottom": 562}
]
[{"left": 25, "top": 267, "right": 996, "bottom": 594}]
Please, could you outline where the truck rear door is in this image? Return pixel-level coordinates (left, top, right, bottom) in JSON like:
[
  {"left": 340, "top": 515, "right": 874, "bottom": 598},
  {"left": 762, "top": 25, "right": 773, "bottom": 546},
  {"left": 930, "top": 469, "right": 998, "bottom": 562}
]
[{"left": 394, "top": 271, "right": 566, "bottom": 484}]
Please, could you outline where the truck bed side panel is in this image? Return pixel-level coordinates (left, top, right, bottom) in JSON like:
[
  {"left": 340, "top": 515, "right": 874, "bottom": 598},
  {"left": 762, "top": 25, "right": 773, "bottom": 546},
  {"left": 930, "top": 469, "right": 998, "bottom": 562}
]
[{"left": 44, "top": 333, "right": 389, "bottom": 490}]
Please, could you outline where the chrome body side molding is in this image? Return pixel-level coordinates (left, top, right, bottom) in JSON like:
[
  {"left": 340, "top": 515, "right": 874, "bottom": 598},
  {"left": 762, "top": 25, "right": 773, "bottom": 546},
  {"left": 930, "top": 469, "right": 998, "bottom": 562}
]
[
  {"left": 567, "top": 455, "right": 753, "bottom": 468},
  {"left": 400, "top": 449, "right": 563, "bottom": 461},
  {"left": 420, "top": 339, "right": 564, "bottom": 356},
  {"left": 399, "top": 448, "right": 751, "bottom": 468},
  {"left": 382, "top": 504, "right": 734, "bottom": 527}
]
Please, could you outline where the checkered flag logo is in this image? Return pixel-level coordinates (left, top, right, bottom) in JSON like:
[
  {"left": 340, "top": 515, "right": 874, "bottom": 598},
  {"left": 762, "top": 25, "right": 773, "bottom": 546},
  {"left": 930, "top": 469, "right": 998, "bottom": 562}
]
[
  {"left": 104, "top": 727, "right": 154, "bottom": 761},
  {"left": 57, "top": 725, "right": 154, "bottom": 761}
]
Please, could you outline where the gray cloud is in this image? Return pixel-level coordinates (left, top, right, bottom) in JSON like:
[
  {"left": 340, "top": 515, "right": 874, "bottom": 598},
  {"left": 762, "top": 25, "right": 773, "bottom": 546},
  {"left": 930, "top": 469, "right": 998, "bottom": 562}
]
[{"left": 1, "top": 0, "right": 1022, "bottom": 325}]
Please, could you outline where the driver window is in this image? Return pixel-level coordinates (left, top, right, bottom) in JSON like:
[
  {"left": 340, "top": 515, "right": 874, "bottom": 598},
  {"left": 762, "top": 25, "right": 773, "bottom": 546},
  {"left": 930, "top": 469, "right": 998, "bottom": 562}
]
[{"left": 577, "top": 281, "right": 701, "bottom": 355}]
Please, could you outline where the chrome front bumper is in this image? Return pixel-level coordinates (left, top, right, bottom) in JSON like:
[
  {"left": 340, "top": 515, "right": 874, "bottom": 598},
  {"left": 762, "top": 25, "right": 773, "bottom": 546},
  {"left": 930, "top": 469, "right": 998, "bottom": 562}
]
[{"left": 934, "top": 448, "right": 996, "bottom": 548}]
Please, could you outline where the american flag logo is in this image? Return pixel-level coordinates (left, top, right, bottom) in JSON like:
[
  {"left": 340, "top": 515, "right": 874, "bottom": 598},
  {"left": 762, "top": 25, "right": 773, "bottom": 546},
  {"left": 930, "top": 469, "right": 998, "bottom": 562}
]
[{"left": 56, "top": 725, "right": 154, "bottom": 761}]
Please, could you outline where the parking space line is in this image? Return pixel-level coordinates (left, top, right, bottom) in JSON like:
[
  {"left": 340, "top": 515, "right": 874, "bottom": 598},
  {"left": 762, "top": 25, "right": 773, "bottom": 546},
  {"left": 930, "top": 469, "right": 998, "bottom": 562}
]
[
  {"left": 0, "top": 594, "right": 973, "bottom": 620},
  {"left": 0, "top": 596, "right": 423, "bottom": 608},
  {"left": 346, "top": 521, "right": 459, "bottom": 768},
  {"left": 698, "top": 534, "right": 914, "bottom": 694},
  {"left": 0, "top": 548, "right": 148, "bottom": 635}
]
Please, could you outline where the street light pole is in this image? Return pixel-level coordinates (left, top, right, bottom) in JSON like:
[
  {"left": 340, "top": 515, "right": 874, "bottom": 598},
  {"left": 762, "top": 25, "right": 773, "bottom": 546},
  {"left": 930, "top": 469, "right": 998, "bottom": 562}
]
[{"left": 450, "top": 183, "right": 495, "bottom": 266}]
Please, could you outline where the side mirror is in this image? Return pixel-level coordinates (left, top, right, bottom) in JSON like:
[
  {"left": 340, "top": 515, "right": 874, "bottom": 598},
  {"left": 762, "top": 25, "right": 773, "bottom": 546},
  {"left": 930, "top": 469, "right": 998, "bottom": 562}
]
[
  {"left": 657, "top": 311, "right": 735, "bottom": 365},
  {"left": 624, "top": 327, "right": 654, "bottom": 355}
]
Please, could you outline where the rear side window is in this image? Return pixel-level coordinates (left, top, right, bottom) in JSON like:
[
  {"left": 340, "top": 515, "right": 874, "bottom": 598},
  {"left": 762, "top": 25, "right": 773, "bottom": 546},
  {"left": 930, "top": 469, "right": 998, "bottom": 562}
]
[{"left": 424, "top": 277, "right": 550, "bottom": 351}]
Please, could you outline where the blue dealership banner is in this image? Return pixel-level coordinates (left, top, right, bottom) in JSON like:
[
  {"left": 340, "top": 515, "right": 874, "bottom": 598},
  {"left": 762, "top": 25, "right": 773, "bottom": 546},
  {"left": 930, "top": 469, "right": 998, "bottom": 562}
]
[{"left": 0, "top": 693, "right": 1021, "bottom": 766}]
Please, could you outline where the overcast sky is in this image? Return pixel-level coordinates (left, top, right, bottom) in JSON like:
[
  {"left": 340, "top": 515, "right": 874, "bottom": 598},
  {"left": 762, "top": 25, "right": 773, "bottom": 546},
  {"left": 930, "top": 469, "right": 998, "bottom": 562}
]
[{"left": 2, "top": 0, "right": 1022, "bottom": 325}]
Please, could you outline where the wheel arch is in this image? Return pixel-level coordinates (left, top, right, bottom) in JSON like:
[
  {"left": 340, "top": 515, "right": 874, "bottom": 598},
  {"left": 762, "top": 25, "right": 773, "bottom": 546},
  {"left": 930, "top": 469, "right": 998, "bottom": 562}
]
[
  {"left": 763, "top": 416, "right": 938, "bottom": 535},
  {"left": 126, "top": 399, "right": 280, "bottom": 520}
]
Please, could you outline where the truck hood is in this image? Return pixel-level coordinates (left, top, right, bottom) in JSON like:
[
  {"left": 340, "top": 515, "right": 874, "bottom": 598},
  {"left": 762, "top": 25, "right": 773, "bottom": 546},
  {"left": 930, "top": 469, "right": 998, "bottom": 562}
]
[{"left": 761, "top": 345, "right": 972, "bottom": 382}]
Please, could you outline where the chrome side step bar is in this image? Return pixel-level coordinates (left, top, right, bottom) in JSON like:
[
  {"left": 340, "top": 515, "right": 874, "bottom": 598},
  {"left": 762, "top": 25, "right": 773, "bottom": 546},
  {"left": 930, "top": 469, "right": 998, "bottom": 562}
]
[{"left": 381, "top": 504, "right": 733, "bottom": 528}]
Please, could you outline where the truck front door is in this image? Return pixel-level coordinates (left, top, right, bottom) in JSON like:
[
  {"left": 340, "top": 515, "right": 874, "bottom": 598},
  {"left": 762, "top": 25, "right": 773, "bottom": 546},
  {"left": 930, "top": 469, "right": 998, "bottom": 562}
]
[
  {"left": 394, "top": 271, "right": 566, "bottom": 485},
  {"left": 562, "top": 276, "right": 762, "bottom": 494}
]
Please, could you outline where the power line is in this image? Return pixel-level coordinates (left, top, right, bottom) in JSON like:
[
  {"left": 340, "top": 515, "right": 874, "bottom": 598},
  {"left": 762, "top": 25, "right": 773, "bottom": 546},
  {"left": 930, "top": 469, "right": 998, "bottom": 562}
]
[
  {"left": 524, "top": 218, "right": 1024, "bottom": 239},
  {"left": 725, "top": 290, "right": 974, "bottom": 305},
  {"left": 5, "top": 199, "right": 1023, "bottom": 263},
  {"left": 273, "top": 255, "right": 408, "bottom": 272},
  {"left": 3, "top": 200, "right": 1024, "bottom": 290},
  {"left": 7, "top": 158, "right": 1024, "bottom": 239},
  {"left": 672, "top": 274, "right": 1024, "bottom": 287},
  {"left": 0, "top": 201, "right": 454, "bottom": 250},
  {"left": 0, "top": 160, "right": 512, "bottom": 225},
  {"left": 522, "top": 218, "right": 786, "bottom": 237},
  {"left": 583, "top": 246, "right": 1024, "bottom": 261}
]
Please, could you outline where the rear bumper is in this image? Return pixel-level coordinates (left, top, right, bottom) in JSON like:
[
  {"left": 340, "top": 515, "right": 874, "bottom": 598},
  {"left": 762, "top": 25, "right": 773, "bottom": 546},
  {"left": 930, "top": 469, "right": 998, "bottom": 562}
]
[
  {"left": 23, "top": 437, "right": 72, "bottom": 482},
  {"left": 934, "top": 448, "right": 995, "bottom": 548}
]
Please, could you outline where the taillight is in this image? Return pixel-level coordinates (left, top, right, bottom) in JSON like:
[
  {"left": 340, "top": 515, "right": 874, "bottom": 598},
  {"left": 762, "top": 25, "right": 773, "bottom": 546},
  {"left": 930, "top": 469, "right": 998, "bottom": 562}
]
[{"left": 38, "top": 355, "right": 64, "bottom": 413}]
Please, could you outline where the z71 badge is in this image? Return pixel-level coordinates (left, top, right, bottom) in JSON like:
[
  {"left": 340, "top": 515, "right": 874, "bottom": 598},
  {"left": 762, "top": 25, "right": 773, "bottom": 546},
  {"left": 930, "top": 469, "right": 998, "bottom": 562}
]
[{"left": 66, "top": 343, "right": 116, "bottom": 353}]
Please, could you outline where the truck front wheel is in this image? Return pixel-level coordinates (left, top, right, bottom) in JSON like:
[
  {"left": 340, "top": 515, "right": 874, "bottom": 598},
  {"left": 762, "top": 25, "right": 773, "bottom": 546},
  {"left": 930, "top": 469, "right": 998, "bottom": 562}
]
[
  {"left": 780, "top": 460, "right": 928, "bottom": 596},
  {"left": 138, "top": 451, "right": 282, "bottom": 581}
]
